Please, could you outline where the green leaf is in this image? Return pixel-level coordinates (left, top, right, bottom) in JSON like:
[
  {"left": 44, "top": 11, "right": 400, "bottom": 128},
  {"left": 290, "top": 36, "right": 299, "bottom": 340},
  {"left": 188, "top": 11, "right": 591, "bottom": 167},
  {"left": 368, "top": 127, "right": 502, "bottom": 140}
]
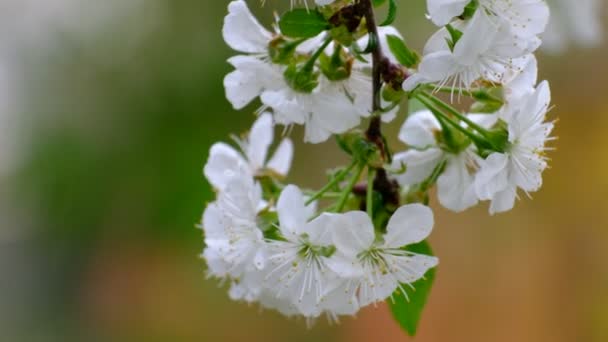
[
  {"left": 279, "top": 9, "right": 330, "bottom": 38},
  {"left": 379, "top": 0, "right": 397, "bottom": 26},
  {"left": 386, "top": 34, "right": 420, "bottom": 67},
  {"left": 388, "top": 240, "right": 437, "bottom": 336}
]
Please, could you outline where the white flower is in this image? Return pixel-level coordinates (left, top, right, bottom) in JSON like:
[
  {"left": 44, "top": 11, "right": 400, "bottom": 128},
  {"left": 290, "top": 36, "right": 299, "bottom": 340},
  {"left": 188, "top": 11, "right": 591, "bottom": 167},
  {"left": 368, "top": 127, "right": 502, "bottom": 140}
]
[
  {"left": 426, "top": 0, "right": 471, "bottom": 26},
  {"left": 204, "top": 113, "right": 293, "bottom": 191},
  {"left": 260, "top": 77, "right": 369, "bottom": 143},
  {"left": 327, "top": 205, "right": 438, "bottom": 307},
  {"left": 201, "top": 176, "right": 268, "bottom": 280},
  {"left": 474, "top": 81, "right": 553, "bottom": 214},
  {"left": 426, "top": 0, "right": 550, "bottom": 38},
  {"left": 392, "top": 110, "right": 488, "bottom": 212},
  {"left": 264, "top": 185, "right": 343, "bottom": 318},
  {"left": 261, "top": 26, "right": 411, "bottom": 143},
  {"left": 224, "top": 0, "right": 378, "bottom": 143},
  {"left": 223, "top": 0, "right": 285, "bottom": 111},
  {"left": 404, "top": 11, "right": 540, "bottom": 92}
]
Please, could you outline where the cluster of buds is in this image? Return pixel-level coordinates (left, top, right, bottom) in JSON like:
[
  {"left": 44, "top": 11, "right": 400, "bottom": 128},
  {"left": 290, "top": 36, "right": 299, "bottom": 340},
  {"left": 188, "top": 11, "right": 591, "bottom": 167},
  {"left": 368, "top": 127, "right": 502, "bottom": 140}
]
[{"left": 200, "top": 0, "right": 554, "bottom": 333}]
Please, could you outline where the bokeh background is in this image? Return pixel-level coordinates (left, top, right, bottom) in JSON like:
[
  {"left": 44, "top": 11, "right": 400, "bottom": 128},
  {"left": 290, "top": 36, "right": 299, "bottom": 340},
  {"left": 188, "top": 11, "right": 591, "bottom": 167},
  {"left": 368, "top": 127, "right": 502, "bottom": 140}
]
[{"left": 1, "top": 1, "right": 607, "bottom": 341}]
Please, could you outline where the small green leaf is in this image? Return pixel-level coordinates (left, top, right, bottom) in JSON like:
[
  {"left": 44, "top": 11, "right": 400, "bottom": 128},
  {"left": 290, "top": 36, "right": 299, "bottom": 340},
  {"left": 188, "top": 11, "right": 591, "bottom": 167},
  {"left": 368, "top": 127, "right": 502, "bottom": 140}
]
[
  {"left": 386, "top": 34, "right": 420, "bottom": 67},
  {"left": 388, "top": 240, "right": 437, "bottom": 336},
  {"left": 445, "top": 24, "right": 463, "bottom": 51},
  {"left": 279, "top": 9, "right": 330, "bottom": 38},
  {"left": 379, "top": 0, "right": 397, "bottom": 26}
]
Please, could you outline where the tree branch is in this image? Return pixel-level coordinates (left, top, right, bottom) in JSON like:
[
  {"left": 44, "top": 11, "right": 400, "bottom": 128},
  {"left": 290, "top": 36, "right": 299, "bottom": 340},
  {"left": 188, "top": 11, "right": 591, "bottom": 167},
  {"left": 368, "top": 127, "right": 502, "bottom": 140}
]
[{"left": 359, "top": 0, "right": 400, "bottom": 208}]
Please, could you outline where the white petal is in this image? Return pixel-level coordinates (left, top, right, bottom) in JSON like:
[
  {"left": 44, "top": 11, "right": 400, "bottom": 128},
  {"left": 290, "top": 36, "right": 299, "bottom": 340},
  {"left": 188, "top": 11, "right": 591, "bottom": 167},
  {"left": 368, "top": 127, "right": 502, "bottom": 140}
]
[
  {"left": 489, "top": 186, "right": 517, "bottom": 215},
  {"left": 358, "top": 272, "right": 399, "bottom": 306},
  {"left": 203, "top": 142, "right": 248, "bottom": 191},
  {"left": 267, "top": 138, "right": 294, "bottom": 176},
  {"left": 437, "top": 154, "right": 478, "bottom": 212},
  {"left": 427, "top": 0, "right": 470, "bottom": 26},
  {"left": 474, "top": 152, "right": 510, "bottom": 200},
  {"left": 466, "top": 113, "right": 499, "bottom": 129},
  {"left": 201, "top": 203, "right": 226, "bottom": 239},
  {"left": 392, "top": 148, "right": 444, "bottom": 186},
  {"left": 398, "top": 110, "right": 441, "bottom": 148},
  {"left": 320, "top": 280, "right": 360, "bottom": 316},
  {"left": 325, "top": 254, "right": 365, "bottom": 278},
  {"left": 331, "top": 211, "right": 375, "bottom": 259},
  {"left": 247, "top": 113, "right": 273, "bottom": 171},
  {"left": 305, "top": 213, "right": 335, "bottom": 245},
  {"left": 403, "top": 50, "right": 459, "bottom": 90},
  {"left": 384, "top": 204, "right": 434, "bottom": 248},
  {"left": 453, "top": 12, "right": 498, "bottom": 65},
  {"left": 277, "top": 185, "right": 309, "bottom": 237},
  {"left": 388, "top": 254, "right": 439, "bottom": 284},
  {"left": 223, "top": 0, "right": 272, "bottom": 54},
  {"left": 224, "top": 56, "right": 282, "bottom": 110}
]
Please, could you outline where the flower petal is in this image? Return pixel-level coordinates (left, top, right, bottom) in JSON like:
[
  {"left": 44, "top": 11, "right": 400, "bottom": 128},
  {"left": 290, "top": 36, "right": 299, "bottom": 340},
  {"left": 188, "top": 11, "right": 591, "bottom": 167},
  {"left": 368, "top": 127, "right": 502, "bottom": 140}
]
[
  {"left": 203, "top": 142, "right": 248, "bottom": 191},
  {"left": 223, "top": 0, "right": 272, "bottom": 54},
  {"left": 384, "top": 204, "right": 434, "bottom": 248},
  {"left": 277, "top": 185, "right": 309, "bottom": 237},
  {"left": 437, "top": 154, "right": 478, "bottom": 212},
  {"left": 392, "top": 148, "right": 444, "bottom": 186},
  {"left": 331, "top": 211, "right": 375, "bottom": 259},
  {"left": 247, "top": 113, "right": 273, "bottom": 171},
  {"left": 267, "top": 138, "right": 294, "bottom": 176},
  {"left": 398, "top": 110, "right": 441, "bottom": 148}
]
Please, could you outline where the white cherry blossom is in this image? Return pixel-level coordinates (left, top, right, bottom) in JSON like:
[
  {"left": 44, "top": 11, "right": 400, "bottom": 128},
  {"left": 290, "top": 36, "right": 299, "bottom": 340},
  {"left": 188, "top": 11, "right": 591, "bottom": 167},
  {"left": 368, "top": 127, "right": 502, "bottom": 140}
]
[
  {"left": 204, "top": 113, "right": 293, "bottom": 191},
  {"left": 404, "top": 11, "right": 540, "bottom": 92},
  {"left": 474, "top": 81, "right": 553, "bottom": 214},
  {"left": 327, "top": 205, "right": 438, "bottom": 306},
  {"left": 391, "top": 110, "right": 481, "bottom": 212},
  {"left": 264, "top": 185, "right": 341, "bottom": 318},
  {"left": 201, "top": 176, "right": 268, "bottom": 280},
  {"left": 426, "top": 0, "right": 550, "bottom": 38}
]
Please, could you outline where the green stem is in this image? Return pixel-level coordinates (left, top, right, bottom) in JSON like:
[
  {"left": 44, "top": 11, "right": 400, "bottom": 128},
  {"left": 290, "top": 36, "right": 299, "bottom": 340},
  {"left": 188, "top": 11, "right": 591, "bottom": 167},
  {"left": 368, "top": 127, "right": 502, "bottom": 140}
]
[
  {"left": 414, "top": 93, "right": 481, "bottom": 143},
  {"left": 306, "top": 161, "right": 357, "bottom": 205},
  {"left": 302, "top": 37, "right": 332, "bottom": 73},
  {"left": 419, "top": 91, "right": 490, "bottom": 138},
  {"left": 335, "top": 163, "right": 365, "bottom": 212},
  {"left": 426, "top": 84, "right": 504, "bottom": 104}
]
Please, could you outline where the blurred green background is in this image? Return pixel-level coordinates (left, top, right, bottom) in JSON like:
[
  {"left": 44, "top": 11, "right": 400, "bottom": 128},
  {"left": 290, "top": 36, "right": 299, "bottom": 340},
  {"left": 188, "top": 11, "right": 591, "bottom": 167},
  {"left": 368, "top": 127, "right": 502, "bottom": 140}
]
[{"left": 1, "top": 1, "right": 607, "bottom": 341}]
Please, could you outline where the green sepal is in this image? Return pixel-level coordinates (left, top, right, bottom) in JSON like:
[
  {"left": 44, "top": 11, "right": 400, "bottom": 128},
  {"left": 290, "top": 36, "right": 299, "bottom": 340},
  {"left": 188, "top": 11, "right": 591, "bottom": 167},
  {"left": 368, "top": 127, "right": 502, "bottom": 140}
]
[
  {"left": 461, "top": 0, "right": 479, "bottom": 20},
  {"left": 283, "top": 63, "right": 320, "bottom": 93},
  {"left": 319, "top": 45, "right": 353, "bottom": 81},
  {"left": 382, "top": 84, "right": 406, "bottom": 103},
  {"left": 386, "top": 34, "right": 420, "bottom": 68},
  {"left": 445, "top": 24, "right": 463, "bottom": 51},
  {"left": 268, "top": 37, "right": 304, "bottom": 65},
  {"left": 336, "top": 131, "right": 383, "bottom": 167}
]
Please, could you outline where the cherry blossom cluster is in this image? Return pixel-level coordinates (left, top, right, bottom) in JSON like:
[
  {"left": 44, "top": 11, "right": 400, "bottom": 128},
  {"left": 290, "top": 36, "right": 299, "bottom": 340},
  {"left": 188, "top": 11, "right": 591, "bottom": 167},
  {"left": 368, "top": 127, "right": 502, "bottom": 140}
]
[{"left": 199, "top": 0, "right": 555, "bottom": 329}]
